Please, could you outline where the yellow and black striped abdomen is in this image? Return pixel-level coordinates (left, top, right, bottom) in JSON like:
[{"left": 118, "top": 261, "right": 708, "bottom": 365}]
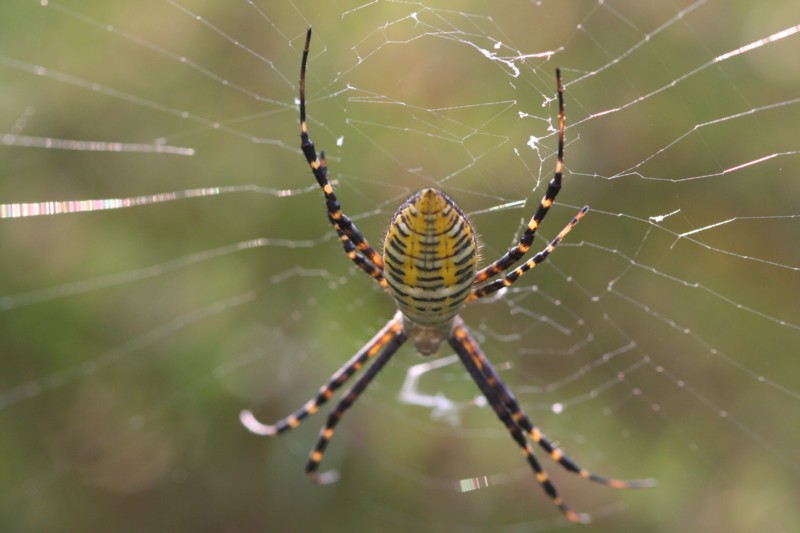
[{"left": 383, "top": 189, "right": 478, "bottom": 326}]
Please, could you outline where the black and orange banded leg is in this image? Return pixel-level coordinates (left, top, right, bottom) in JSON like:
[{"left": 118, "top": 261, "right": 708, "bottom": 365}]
[
  {"left": 306, "top": 325, "right": 408, "bottom": 484},
  {"left": 319, "top": 152, "right": 389, "bottom": 291},
  {"left": 448, "top": 319, "right": 588, "bottom": 524},
  {"left": 456, "top": 321, "right": 656, "bottom": 492},
  {"left": 331, "top": 219, "right": 390, "bottom": 290},
  {"left": 475, "top": 68, "right": 567, "bottom": 284},
  {"left": 317, "top": 151, "right": 388, "bottom": 289},
  {"left": 299, "top": 28, "right": 386, "bottom": 280},
  {"left": 469, "top": 205, "right": 588, "bottom": 301},
  {"left": 240, "top": 315, "right": 404, "bottom": 436}
]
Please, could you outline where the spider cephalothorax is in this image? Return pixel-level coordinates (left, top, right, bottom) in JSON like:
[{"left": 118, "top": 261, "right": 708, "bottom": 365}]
[{"left": 241, "top": 27, "right": 654, "bottom": 524}]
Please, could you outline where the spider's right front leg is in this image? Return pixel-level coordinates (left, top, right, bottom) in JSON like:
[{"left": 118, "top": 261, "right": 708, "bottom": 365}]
[{"left": 240, "top": 314, "right": 404, "bottom": 436}]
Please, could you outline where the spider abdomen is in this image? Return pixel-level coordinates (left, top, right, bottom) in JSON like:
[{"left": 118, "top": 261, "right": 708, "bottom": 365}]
[{"left": 383, "top": 188, "right": 478, "bottom": 327}]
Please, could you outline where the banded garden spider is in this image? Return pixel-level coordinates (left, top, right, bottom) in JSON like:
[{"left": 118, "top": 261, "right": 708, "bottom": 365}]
[{"left": 241, "top": 28, "right": 655, "bottom": 524}]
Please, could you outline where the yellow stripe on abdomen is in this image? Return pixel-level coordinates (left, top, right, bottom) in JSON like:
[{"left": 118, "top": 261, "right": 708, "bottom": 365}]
[{"left": 383, "top": 189, "right": 478, "bottom": 326}]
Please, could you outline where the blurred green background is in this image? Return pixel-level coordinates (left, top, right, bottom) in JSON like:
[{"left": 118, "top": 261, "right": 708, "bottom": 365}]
[{"left": 1, "top": 1, "right": 799, "bottom": 531}]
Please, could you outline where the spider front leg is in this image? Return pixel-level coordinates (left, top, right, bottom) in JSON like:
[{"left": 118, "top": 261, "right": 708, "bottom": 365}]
[
  {"left": 240, "top": 315, "right": 404, "bottom": 436},
  {"left": 449, "top": 319, "right": 588, "bottom": 523},
  {"left": 306, "top": 326, "right": 407, "bottom": 484},
  {"left": 455, "top": 322, "right": 656, "bottom": 489},
  {"left": 449, "top": 319, "right": 655, "bottom": 523}
]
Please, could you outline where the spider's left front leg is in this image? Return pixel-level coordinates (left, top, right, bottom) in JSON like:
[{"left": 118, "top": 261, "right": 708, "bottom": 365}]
[
  {"left": 449, "top": 318, "right": 655, "bottom": 523},
  {"left": 448, "top": 318, "right": 588, "bottom": 523}
]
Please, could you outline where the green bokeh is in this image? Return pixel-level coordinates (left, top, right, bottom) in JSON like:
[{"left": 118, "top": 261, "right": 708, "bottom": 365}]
[{"left": 1, "top": 1, "right": 799, "bottom": 531}]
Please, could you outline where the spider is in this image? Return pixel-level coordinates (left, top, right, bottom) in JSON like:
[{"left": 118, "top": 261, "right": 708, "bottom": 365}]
[{"left": 241, "top": 27, "right": 655, "bottom": 524}]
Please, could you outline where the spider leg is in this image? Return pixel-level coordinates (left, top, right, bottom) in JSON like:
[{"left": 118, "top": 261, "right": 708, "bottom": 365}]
[
  {"left": 449, "top": 319, "right": 589, "bottom": 524},
  {"left": 240, "top": 314, "right": 403, "bottom": 436},
  {"left": 453, "top": 319, "right": 656, "bottom": 491},
  {"left": 321, "top": 156, "right": 387, "bottom": 291},
  {"left": 306, "top": 321, "right": 408, "bottom": 484},
  {"left": 318, "top": 151, "right": 387, "bottom": 288},
  {"left": 469, "top": 205, "right": 588, "bottom": 301},
  {"left": 331, "top": 219, "right": 389, "bottom": 290},
  {"left": 299, "top": 28, "right": 386, "bottom": 281},
  {"left": 475, "top": 68, "right": 566, "bottom": 284}
]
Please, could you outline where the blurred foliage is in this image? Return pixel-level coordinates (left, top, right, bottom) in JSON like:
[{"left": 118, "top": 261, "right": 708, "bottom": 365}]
[{"left": 1, "top": 1, "right": 799, "bottom": 532}]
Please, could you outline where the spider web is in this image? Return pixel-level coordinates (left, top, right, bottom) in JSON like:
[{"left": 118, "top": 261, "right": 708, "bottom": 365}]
[{"left": 1, "top": 1, "right": 799, "bottom": 531}]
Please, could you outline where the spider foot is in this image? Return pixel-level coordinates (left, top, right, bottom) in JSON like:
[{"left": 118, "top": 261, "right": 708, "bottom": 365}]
[
  {"left": 239, "top": 409, "right": 278, "bottom": 436},
  {"left": 565, "top": 510, "right": 592, "bottom": 524},
  {"left": 308, "top": 469, "right": 340, "bottom": 485},
  {"left": 583, "top": 470, "right": 658, "bottom": 489}
]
